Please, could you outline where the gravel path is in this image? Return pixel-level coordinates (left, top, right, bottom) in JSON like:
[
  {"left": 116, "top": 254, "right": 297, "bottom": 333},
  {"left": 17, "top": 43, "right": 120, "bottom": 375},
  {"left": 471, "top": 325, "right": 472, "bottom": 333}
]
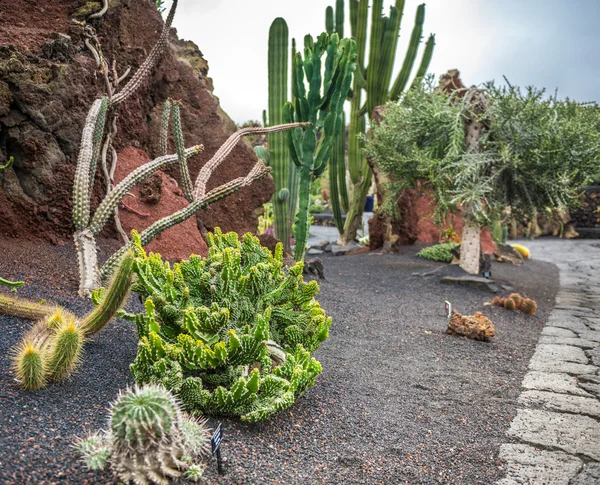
[
  {"left": 0, "top": 237, "right": 559, "bottom": 484},
  {"left": 497, "top": 239, "right": 600, "bottom": 484}
]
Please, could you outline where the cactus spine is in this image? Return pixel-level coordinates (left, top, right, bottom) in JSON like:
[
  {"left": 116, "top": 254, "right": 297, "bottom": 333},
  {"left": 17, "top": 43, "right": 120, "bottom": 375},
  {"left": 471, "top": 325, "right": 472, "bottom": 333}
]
[
  {"left": 76, "top": 385, "right": 210, "bottom": 485},
  {"left": 336, "top": 1, "right": 435, "bottom": 245},
  {"left": 267, "top": 18, "right": 292, "bottom": 253},
  {"left": 284, "top": 33, "right": 357, "bottom": 261}
]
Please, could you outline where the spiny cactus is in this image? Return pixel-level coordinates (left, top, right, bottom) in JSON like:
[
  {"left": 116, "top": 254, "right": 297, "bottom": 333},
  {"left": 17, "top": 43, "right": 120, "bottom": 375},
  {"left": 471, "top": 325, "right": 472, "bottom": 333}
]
[
  {"left": 7, "top": 252, "right": 134, "bottom": 390},
  {"left": 509, "top": 292, "right": 523, "bottom": 308},
  {"left": 129, "top": 229, "right": 331, "bottom": 421},
  {"left": 491, "top": 296, "right": 503, "bottom": 307},
  {"left": 520, "top": 298, "right": 538, "bottom": 316},
  {"left": 504, "top": 298, "right": 517, "bottom": 311},
  {"left": 71, "top": 0, "right": 304, "bottom": 296},
  {"left": 284, "top": 32, "right": 357, "bottom": 261},
  {"left": 76, "top": 384, "right": 210, "bottom": 485}
]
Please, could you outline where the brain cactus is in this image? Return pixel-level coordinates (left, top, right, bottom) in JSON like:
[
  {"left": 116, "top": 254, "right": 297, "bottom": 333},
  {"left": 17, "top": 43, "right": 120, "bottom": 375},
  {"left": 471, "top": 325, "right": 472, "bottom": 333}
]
[
  {"left": 128, "top": 228, "right": 331, "bottom": 422},
  {"left": 76, "top": 384, "right": 210, "bottom": 485},
  {"left": 520, "top": 298, "right": 538, "bottom": 316}
]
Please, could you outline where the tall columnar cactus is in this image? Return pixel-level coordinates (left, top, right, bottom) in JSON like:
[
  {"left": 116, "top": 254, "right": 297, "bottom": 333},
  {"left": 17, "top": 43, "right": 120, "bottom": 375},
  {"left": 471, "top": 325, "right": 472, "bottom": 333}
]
[
  {"left": 332, "top": 1, "right": 435, "bottom": 245},
  {"left": 284, "top": 33, "right": 357, "bottom": 261},
  {"left": 76, "top": 384, "right": 210, "bottom": 484},
  {"left": 7, "top": 252, "right": 135, "bottom": 390},
  {"left": 266, "top": 18, "right": 293, "bottom": 253},
  {"left": 128, "top": 229, "right": 331, "bottom": 422}
]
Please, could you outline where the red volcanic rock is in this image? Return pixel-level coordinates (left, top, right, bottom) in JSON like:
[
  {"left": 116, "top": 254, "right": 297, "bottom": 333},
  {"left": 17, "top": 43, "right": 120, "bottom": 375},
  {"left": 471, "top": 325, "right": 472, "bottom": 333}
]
[{"left": 114, "top": 147, "right": 208, "bottom": 260}]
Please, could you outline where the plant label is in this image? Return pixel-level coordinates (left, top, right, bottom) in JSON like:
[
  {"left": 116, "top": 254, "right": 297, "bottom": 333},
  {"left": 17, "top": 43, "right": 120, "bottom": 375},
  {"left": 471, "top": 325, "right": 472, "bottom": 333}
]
[
  {"left": 445, "top": 301, "right": 452, "bottom": 318},
  {"left": 211, "top": 423, "right": 225, "bottom": 475}
]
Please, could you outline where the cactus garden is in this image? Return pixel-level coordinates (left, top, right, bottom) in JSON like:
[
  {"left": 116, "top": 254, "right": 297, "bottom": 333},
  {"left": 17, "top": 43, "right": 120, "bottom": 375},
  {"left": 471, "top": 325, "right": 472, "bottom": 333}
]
[{"left": 1, "top": 1, "right": 600, "bottom": 484}]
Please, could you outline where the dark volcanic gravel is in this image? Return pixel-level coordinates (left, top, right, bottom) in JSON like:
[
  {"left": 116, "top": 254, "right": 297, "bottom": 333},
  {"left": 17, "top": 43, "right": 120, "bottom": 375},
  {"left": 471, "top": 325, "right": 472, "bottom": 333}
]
[{"left": 0, "top": 238, "right": 559, "bottom": 484}]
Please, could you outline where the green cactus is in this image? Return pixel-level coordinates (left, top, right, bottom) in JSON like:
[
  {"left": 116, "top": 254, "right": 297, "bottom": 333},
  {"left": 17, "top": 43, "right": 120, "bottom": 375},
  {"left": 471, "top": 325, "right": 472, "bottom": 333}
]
[
  {"left": 520, "top": 298, "right": 538, "bottom": 316},
  {"left": 284, "top": 33, "right": 357, "bottom": 261},
  {"left": 267, "top": 18, "right": 293, "bottom": 253},
  {"left": 0, "top": 276, "right": 24, "bottom": 289},
  {"left": 13, "top": 340, "right": 47, "bottom": 391},
  {"left": 333, "top": 1, "right": 435, "bottom": 245},
  {"left": 0, "top": 156, "right": 14, "bottom": 170},
  {"left": 76, "top": 384, "right": 210, "bottom": 485},
  {"left": 128, "top": 229, "right": 331, "bottom": 421}
]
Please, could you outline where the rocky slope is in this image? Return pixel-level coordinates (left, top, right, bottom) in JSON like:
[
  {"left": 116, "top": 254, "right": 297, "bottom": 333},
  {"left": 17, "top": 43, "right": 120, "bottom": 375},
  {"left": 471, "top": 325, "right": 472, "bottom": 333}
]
[{"left": 0, "top": 0, "right": 272, "bottom": 254}]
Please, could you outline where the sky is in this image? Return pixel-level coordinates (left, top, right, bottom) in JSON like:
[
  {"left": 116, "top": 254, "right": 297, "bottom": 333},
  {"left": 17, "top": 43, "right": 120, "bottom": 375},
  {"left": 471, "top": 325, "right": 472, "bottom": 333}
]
[{"left": 163, "top": 0, "right": 600, "bottom": 124}]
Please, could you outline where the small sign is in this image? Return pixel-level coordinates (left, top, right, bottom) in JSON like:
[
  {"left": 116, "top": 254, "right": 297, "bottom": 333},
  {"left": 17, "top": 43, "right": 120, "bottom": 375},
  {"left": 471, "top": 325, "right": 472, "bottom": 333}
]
[
  {"left": 482, "top": 271, "right": 491, "bottom": 279},
  {"left": 211, "top": 423, "right": 225, "bottom": 475},
  {"left": 445, "top": 301, "right": 452, "bottom": 318}
]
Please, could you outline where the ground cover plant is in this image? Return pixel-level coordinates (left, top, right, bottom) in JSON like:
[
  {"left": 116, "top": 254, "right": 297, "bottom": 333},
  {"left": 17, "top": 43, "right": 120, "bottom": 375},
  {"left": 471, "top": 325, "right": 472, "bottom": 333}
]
[
  {"left": 129, "top": 229, "right": 331, "bottom": 422},
  {"left": 416, "top": 242, "right": 459, "bottom": 263}
]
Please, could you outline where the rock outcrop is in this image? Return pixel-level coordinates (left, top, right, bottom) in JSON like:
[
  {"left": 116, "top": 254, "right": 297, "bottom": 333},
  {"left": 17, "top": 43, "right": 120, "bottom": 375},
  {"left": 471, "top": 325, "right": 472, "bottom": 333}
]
[{"left": 0, "top": 0, "right": 272, "bottom": 249}]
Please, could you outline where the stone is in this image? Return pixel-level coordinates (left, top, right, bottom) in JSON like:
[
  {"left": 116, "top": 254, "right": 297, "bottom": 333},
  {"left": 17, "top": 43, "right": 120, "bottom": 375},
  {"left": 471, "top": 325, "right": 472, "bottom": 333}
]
[
  {"left": 518, "top": 390, "right": 600, "bottom": 418},
  {"left": 530, "top": 344, "right": 589, "bottom": 365},
  {"left": 528, "top": 360, "right": 597, "bottom": 376},
  {"left": 541, "top": 327, "right": 577, "bottom": 338},
  {"left": 570, "top": 463, "right": 600, "bottom": 485},
  {"left": 521, "top": 371, "right": 592, "bottom": 397},
  {"left": 507, "top": 409, "right": 600, "bottom": 461},
  {"left": 497, "top": 443, "right": 582, "bottom": 485},
  {"left": 307, "top": 248, "right": 324, "bottom": 256},
  {"left": 578, "top": 331, "right": 600, "bottom": 343},
  {"left": 538, "top": 336, "right": 599, "bottom": 349},
  {"left": 587, "top": 347, "right": 600, "bottom": 366},
  {"left": 440, "top": 276, "right": 500, "bottom": 293},
  {"left": 547, "top": 316, "right": 590, "bottom": 333}
]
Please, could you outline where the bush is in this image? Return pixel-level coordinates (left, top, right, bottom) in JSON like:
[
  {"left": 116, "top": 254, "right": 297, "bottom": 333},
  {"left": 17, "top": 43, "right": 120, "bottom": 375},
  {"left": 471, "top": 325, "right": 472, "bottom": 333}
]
[
  {"left": 416, "top": 243, "right": 459, "bottom": 263},
  {"left": 128, "top": 229, "right": 331, "bottom": 422},
  {"left": 309, "top": 204, "right": 325, "bottom": 214}
]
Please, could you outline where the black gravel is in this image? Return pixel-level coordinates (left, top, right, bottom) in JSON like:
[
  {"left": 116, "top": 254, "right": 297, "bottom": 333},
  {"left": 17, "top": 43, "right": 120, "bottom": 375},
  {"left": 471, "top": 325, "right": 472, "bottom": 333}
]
[{"left": 0, "top": 238, "right": 559, "bottom": 484}]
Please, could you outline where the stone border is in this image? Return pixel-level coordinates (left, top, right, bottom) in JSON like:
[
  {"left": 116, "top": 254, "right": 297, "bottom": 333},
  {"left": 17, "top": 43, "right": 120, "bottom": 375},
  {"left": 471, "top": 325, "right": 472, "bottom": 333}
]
[{"left": 498, "top": 240, "right": 600, "bottom": 484}]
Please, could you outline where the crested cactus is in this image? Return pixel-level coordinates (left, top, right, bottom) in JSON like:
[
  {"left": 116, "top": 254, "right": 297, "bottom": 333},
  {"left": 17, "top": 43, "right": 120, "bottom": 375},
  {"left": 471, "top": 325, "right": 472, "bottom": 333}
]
[
  {"left": 284, "top": 33, "right": 357, "bottom": 261},
  {"left": 76, "top": 384, "right": 210, "bottom": 485},
  {"left": 8, "top": 252, "right": 135, "bottom": 390},
  {"left": 128, "top": 229, "right": 331, "bottom": 421}
]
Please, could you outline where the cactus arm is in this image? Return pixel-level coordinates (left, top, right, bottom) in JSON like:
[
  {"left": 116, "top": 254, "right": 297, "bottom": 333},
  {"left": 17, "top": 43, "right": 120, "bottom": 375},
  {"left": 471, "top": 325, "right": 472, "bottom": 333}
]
[
  {"left": 88, "top": 146, "right": 204, "bottom": 235},
  {"left": 254, "top": 146, "right": 270, "bottom": 166},
  {"left": 375, "top": 4, "right": 402, "bottom": 110},
  {"left": 408, "top": 33, "right": 435, "bottom": 91},
  {"left": 389, "top": 3, "right": 426, "bottom": 101},
  {"left": 160, "top": 99, "right": 172, "bottom": 157},
  {"left": 293, "top": 165, "right": 313, "bottom": 262},
  {"left": 366, "top": 0, "right": 384, "bottom": 114},
  {"left": 80, "top": 251, "right": 134, "bottom": 336},
  {"left": 335, "top": 0, "right": 344, "bottom": 37},
  {"left": 0, "top": 276, "right": 24, "bottom": 289},
  {"left": 192, "top": 123, "right": 307, "bottom": 200},
  {"left": 287, "top": 39, "right": 300, "bottom": 225},
  {"left": 0, "top": 156, "right": 13, "bottom": 170},
  {"left": 172, "top": 102, "right": 195, "bottom": 202},
  {"left": 0, "top": 293, "right": 63, "bottom": 320},
  {"left": 74, "top": 228, "right": 101, "bottom": 297},
  {"left": 89, "top": 98, "right": 109, "bottom": 193},
  {"left": 73, "top": 98, "right": 106, "bottom": 230},
  {"left": 110, "top": 0, "right": 178, "bottom": 106},
  {"left": 329, "top": 113, "right": 346, "bottom": 232},
  {"left": 101, "top": 163, "right": 272, "bottom": 280},
  {"left": 326, "top": 6, "right": 334, "bottom": 34}
]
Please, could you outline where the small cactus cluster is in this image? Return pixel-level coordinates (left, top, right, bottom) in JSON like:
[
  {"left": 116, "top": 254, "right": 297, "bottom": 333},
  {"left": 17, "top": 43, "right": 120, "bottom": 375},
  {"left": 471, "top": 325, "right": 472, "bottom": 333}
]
[
  {"left": 7, "top": 253, "right": 134, "bottom": 390},
  {"left": 492, "top": 293, "right": 537, "bottom": 316},
  {"left": 128, "top": 229, "right": 331, "bottom": 422},
  {"left": 76, "top": 384, "right": 210, "bottom": 485}
]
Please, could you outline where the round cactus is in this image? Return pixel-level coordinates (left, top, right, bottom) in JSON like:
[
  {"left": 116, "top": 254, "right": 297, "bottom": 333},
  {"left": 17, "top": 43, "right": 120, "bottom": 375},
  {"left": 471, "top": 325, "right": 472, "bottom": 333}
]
[
  {"left": 492, "top": 296, "right": 503, "bottom": 307},
  {"left": 520, "top": 298, "right": 538, "bottom": 316},
  {"left": 504, "top": 298, "right": 517, "bottom": 311},
  {"left": 509, "top": 293, "right": 523, "bottom": 308}
]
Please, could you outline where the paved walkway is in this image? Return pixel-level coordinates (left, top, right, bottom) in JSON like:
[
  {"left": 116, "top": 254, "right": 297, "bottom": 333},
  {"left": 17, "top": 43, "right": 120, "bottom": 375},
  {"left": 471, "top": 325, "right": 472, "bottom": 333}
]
[{"left": 498, "top": 239, "right": 600, "bottom": 484}]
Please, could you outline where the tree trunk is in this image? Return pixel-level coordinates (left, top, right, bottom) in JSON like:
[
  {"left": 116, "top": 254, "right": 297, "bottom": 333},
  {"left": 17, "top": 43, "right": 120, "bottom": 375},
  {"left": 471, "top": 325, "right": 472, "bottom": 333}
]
[{"left": 459, "top": 219, "right": 481, "bottom": 274}]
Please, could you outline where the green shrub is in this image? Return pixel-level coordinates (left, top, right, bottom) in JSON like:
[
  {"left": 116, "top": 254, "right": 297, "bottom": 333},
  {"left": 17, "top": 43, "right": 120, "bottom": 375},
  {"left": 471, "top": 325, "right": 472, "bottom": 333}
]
[
  {"left": 416, "top": 243, "right": 459, "bottom": 263},
  {"left": 309, "top": 204, "right": 325, "bottom": 214},
  {"left": 128, "top": 228, "right": 331, "bottom": 422}
]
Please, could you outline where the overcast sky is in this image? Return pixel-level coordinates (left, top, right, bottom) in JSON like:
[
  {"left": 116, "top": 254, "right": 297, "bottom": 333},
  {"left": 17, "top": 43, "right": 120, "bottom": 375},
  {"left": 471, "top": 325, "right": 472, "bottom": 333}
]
[{"left": 165, "top": 0, "right": 599, "bottom": 124}]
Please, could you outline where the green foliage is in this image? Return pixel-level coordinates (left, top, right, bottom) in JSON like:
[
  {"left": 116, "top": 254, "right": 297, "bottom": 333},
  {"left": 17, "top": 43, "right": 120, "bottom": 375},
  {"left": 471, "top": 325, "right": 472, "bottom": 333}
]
[
  {"left": 129, "top": 229, "right": 331, "bottom": 422},
  {"left": 309, "top": 204, "right": 325, "bottom": 214},
  {"left": 0, "top": 156, "right": 14, "bottom": 170},
  {"left": 285, "top": 32, "right": 357, "bottom": 261},
  {"left": 156, "top": 0, "right": 166, "bottom": 14},
  {"left": 0, "top": 276, "right": 24, "bottom": 290},
  {"left": 76, "top": 385, "right": 210, "bottom": 485},
  {"left": 416, "top": 243, "right": 459, "bottom": 263},
  {"left": 365, "top": 79, "right": 600, "bottom": 228},
  {"left": 257, "top": 202, "right": 274, "bottom": 235}
]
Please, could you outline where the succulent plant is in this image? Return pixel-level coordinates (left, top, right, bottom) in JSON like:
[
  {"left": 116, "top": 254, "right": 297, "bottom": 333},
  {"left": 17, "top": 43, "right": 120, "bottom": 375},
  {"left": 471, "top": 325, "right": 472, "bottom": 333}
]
[
  {"left": 520, "top": 298, "right": 538, "bottom": 316},
  {"left": 416, "top": 243, "right": 459, "bottom": 263},
  {"left": 491, "top": 296, "right": 503, "bottom": 307},
  {"left": 509, "top": 293, "right": 523, "bottom": 308},
  {"left": 128, "top": 228, "right": 331, "bottom": 422},
  {"left": 76, "top": 384, "right": 210, "bottom": 485},
  {"left": 504, "top": 298, "right": 517, "bottom": 311}
]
